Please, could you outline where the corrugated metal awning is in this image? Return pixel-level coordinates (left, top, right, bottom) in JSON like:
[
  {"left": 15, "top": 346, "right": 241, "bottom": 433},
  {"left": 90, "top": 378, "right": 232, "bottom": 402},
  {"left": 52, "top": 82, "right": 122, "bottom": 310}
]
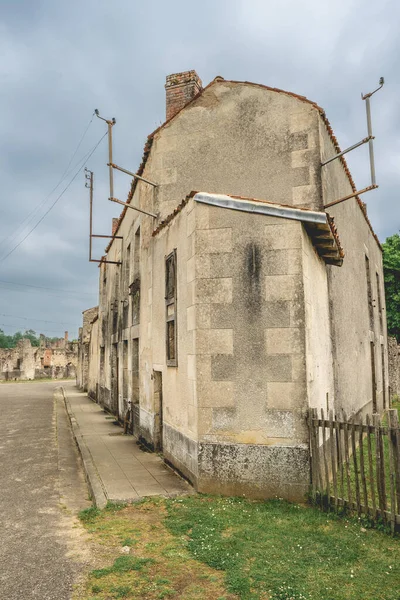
[{"left": 194, "top": 192, "right": 343, "bottom": 267}]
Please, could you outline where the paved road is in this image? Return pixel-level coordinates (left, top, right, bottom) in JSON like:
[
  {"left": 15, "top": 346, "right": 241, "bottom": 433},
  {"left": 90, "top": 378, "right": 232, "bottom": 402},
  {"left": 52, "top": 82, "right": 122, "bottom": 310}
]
[{"left": 0, "top": 381, "right": 91, "bottom": 600}]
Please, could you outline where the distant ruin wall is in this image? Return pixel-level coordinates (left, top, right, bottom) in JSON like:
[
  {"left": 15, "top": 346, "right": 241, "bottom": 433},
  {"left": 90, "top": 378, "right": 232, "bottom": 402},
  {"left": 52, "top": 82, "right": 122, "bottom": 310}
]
[
  {"left": 388, "top": 336, "right": 400, "bottom": 399},
  {"left": 0, "top": 339, "right": 78, "bottom": 381}
]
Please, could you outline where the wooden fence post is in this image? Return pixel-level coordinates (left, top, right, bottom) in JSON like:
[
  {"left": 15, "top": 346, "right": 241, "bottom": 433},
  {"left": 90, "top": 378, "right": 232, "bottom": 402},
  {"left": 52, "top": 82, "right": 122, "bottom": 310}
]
[
  {"left": 329, "top": 410, "right": 338, "bottom": 510},
  {"left": 358, "top": 413, "right": 368, "bottom": 516},
  {"left": 374, "top": 413, "right": 387, "bottom": 522},
  {"left": 321, "top": 408, "right": 330, "bottom": 501},
  {"left": 343, "top": 410, "right": 352, "bottom": 508},
  {"left": 387, "top": 410, "right": 397, "bottom": 534},
  {"left": 366, "top": 414, "right": 377, "bottom": 518},
  {"left": 351, "top": 414, "right": 361, "bottom": 515}
]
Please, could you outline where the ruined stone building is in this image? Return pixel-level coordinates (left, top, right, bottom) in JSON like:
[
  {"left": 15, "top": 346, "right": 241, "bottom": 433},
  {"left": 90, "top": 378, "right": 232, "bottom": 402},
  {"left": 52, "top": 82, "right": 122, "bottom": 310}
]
[
  {"left": 0, "top": 332, "right": 78, "bottom": 380},
  {"left": 78, "top": 71, "right": 388, "bottom": 500}
]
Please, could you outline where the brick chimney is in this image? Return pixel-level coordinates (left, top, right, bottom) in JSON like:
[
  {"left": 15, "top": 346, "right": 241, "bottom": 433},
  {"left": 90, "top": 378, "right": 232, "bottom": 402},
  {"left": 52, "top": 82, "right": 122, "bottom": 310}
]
[
  {"left": 64, "top": 331, "right": 68, "bottom": 343},
  {"left": 165, "top": 70, "right": 203, "bottom": 121},
  {"left": 112, "top": 218, "right": 119, "bottom": 236}
]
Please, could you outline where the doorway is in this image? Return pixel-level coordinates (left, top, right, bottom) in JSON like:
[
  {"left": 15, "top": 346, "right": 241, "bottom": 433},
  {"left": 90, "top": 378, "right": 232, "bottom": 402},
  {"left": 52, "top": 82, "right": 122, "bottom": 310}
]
[
  {"left": 111, "top": 343, "right": 119, "bottom": 416},
  {"left": 153, "top": 371, "right": 163, "bottom": 451}
]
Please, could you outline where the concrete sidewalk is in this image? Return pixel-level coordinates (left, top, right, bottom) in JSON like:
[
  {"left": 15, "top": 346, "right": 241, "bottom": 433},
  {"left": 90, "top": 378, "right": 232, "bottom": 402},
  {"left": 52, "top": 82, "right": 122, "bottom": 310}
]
[{"left": 62, "top": 383, "right": 192, "bottom": 507}]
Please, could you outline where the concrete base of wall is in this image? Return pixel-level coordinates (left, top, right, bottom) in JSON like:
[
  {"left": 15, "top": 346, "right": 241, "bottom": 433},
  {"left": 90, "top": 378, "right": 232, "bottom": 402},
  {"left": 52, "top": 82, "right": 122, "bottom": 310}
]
[
  {"left": 163, "top": 423, "right": 198, "bottom": 485},
  {"left": 197, "top": 442, "right": 309, "bottom": 502},
  {"left": 98, "top": 386, "right": 112, "bottom": 410},
  {"left": 137, "top": 410, "right": 309, "bottom": 501},
  {"left": 132, "top": 404, "right": 140, "bottom": 438}
]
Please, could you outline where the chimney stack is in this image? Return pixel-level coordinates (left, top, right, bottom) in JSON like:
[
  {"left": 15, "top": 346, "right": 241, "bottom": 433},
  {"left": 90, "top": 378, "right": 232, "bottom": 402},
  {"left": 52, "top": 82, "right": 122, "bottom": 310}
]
[
  {"left": 64, "top": 331, "right": 68, "bottom": 344},
  {"left": 165, "top": 70, "right": 203, "bottom": 121},
  {"left": 112, "top": 218, "right": 119, "bottom": 236}
]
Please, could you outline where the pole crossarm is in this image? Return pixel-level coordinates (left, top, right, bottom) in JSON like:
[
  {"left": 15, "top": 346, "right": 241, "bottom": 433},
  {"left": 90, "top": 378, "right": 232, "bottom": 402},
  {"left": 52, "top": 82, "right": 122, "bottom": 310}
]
[
  {"left": 108, "top": 163, "right": 158, "bottom": 187},
  {"left": 91, "top": 259, "right": 121, "bottom": 265},
  {"left": 321, "top": 136, "right": 374, "bottom": 167},
  {"left": 325, "top": 184, "right": 378, "bottom": 209},
  {"left": 91, "top": 234, "right": 123, "bottom": 239},
  {"left": 109, "top": 196, "right": 158, "bottom": 219}
]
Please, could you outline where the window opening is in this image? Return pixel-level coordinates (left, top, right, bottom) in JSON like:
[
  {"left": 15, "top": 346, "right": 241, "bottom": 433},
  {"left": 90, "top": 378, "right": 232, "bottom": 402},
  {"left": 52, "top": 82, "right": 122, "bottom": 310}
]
[
  {"left": 165, "top": 250, "right": 177, "bottom": 366},
  {"left": 365, "top": 255, "right": 374, "bottom": 330}
]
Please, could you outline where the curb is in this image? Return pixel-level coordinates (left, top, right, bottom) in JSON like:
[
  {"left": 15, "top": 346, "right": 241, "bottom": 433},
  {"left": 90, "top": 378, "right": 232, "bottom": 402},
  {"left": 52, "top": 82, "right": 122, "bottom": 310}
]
[{"left": 60, "top": 386, "right": 108, "bottom": 509}]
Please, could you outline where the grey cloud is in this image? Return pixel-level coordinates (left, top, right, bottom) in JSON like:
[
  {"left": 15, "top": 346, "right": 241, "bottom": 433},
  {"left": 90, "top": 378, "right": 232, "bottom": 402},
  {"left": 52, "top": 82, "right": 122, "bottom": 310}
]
[{"left": 0, "top": 0, "right": 399, "bottom": 336}]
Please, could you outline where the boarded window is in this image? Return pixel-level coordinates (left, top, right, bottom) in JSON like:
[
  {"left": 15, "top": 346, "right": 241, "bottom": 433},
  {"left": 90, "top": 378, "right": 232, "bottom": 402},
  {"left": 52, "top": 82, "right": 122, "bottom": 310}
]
[
  {"left": 365, "top": 255, "right": 374, "bottom": 330},
  {"left": 124, "top": 244, "right": 131, "bottom": 294},
  {"left": 167, "top": 321, "right": 176, "bottom": 361},
  {"left": 129, "top": 278, "right": 140, "bottom": 325},
  {"left": 100, "top": 346, "right": 105, "bottom": 382},
  {"left": 165, "top": 250, "right": 177, "bottom": 366},
  {"left": 376, "top": 272, "right": 383, "bottom": 333}
]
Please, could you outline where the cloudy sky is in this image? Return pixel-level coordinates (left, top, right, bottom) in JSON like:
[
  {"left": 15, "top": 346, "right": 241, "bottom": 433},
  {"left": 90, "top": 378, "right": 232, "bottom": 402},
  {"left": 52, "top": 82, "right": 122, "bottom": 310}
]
[{"left": 0, "top": 0, "right": 399, "bottom": 339}]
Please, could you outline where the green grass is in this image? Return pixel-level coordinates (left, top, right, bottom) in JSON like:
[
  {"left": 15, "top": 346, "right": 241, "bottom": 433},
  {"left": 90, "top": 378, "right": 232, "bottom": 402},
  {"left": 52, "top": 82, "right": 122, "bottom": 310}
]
[
  {"left": 75, "top": 498, "right": 234, "bottom": 600},
  {"left": 91, "top": 556, "right": 155, "bottom": 579},
  {"left": 165, "top": 495, "right": 400, "bottom": 600},
  {"left": 75, "top": 495, "right": 400, "bottom": 600}
]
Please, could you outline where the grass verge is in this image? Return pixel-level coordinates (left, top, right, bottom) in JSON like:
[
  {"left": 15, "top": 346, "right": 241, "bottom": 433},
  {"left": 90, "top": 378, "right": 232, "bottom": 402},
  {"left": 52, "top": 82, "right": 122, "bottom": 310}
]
[{"left": 75, "top": 495, "right": 400, "bottom": 600}]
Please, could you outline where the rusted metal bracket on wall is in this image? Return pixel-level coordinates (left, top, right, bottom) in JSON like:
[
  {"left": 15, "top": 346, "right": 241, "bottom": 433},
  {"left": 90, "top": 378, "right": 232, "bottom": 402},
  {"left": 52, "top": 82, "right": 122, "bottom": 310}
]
[
  {"left": 322, "top": 77, "right": 384, "bottom": 208},
  {"left": 109, "top": 196, "right": 158, "bottom": 219},
  {"left": 107, "top": 163, "right": 158, "bottom": 218},
  {"left": 95, "top": 109, "right": 158, "bottom": 218},
  {"left": 108, "top": 162, "right": 158, "bottom": 188},
  {"left": 325, "top": 184, "right": 378, "bottom": 209}
]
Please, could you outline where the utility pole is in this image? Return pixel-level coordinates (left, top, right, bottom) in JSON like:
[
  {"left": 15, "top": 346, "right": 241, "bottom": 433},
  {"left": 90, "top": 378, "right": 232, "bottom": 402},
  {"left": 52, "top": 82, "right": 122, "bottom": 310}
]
[
  {"left": 85, "top": 168, "right": 93, "bottom": 262},
  {"left": 94, "top": 109, "right": 158, "bottom": 218},
  {"left": 85, "top": 167, "right": 122, "bottom": 266},
  {"left": 94, "top": 110, "right": 116, "bottom": 201}
]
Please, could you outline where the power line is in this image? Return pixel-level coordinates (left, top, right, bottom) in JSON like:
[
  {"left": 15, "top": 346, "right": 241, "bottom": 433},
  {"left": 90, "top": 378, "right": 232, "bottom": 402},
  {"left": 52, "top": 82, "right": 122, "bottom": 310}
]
[
  {"left": 0, "top": 313, "right": 79, "bottom": 326},
  {"left": 0, "top": 285, "right": 90, "bottom": 301},
  {"left": 59, "top": 113, "right": 95, "bottom": 181},
  {"left": 0, "top": 113, "right": 95, "bottom": 255},
  {"left": 0, "top": 279, "right": 95, "bottom": 296},
  {"left": 0, "top": 132, "right": 107, "bottom": 263}
]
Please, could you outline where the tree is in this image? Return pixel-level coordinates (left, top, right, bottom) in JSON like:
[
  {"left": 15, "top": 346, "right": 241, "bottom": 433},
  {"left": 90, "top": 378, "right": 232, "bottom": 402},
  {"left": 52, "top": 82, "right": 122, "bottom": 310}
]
[
  {"left": 0, "top": 329, "right": 47, "bottom": 349},
  {"left": 382, "top": 233, "right": 400, "bottom": 342}
]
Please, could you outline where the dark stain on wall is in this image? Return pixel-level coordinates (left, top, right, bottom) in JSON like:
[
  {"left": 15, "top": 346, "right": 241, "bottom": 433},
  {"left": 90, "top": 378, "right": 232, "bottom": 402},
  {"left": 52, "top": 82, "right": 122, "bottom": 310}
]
[{"left": 243, "top": 242, "right": 262, "bottom": 315}]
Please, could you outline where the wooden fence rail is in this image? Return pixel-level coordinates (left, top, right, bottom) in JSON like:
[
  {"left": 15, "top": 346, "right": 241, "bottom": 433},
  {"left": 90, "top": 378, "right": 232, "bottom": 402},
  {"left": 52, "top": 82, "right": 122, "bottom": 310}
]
[{"left": 308, "top": 408, "right": 400, "bottom": 533}]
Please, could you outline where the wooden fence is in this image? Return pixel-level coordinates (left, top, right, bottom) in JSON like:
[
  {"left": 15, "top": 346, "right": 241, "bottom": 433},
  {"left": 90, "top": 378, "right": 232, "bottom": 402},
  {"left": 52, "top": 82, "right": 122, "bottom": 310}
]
[{"left": 308, "top": 408, "right": 400, "bottom": 533}]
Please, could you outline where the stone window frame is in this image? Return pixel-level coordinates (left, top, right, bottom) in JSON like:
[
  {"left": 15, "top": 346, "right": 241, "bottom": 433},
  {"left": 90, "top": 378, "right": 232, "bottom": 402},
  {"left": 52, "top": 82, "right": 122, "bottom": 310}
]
[
  {"left": 375, "top": 271, "right": 383, "bottom": 333},
  {"left": 165, "top": 249, "right": 178, "bottom": 367}
]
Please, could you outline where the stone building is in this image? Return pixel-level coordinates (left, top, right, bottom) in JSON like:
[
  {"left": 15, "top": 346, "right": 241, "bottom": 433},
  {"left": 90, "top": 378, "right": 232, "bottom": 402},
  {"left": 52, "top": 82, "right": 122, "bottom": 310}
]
[
  {"left": 79, "top": 71, "right": 388, "bottom": 500},
  {"left": 76, "top": 306, "right": 98, "bottom": 396},
  {"left": 0, "top": 333, "right": 78, "bottom": 380}
]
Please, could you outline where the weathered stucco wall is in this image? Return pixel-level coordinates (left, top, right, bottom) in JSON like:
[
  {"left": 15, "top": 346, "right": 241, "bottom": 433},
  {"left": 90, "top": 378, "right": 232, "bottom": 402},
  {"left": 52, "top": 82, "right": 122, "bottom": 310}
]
[
  {"left": 192, "top": 202, "right": 309, "bottom": 499},
  {"left": 150, "top": 81, "right": 322, "bottom": 219},
  {"left": 302, "top": 230, "right": 335, "bottom": 413},
  {"left": 320, "top": 121, "right": 388, "bottom": 415}
]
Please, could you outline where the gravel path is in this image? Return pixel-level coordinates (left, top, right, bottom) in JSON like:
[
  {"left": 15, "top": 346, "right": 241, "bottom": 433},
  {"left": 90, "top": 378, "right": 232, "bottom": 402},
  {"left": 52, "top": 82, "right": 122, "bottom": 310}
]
[{"left": 0, "top": 381, "right": 91, "bottom": 600}]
